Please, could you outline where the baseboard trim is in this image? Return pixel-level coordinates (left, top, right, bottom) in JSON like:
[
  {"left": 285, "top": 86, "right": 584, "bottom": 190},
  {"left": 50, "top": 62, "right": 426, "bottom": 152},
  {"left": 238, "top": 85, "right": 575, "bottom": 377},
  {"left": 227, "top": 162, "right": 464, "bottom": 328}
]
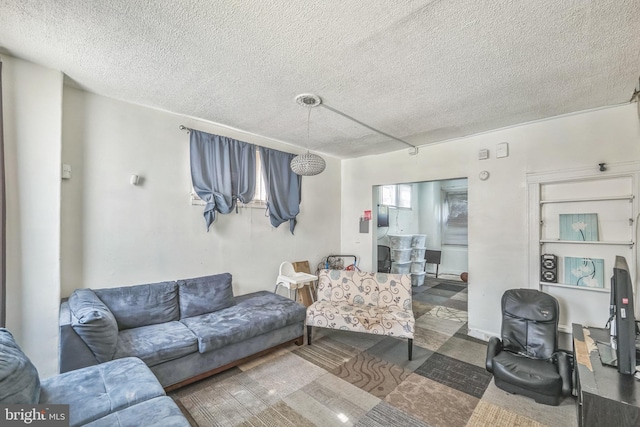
[{"left": 467, "top": 327, "right": 495, "bottom": 342}]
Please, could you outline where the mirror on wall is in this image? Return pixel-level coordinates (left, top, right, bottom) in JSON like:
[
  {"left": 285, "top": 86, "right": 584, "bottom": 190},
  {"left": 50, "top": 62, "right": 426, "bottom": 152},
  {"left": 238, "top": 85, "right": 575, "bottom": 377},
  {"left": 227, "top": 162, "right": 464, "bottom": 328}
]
[{"left": 372, "top": 178, "right": 468, "bottom": 280}]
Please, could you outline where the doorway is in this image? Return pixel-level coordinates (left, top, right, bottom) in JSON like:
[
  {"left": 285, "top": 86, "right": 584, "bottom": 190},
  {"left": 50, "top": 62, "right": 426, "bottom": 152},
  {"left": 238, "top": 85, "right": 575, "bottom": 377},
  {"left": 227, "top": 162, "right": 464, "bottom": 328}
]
[{"left": 372, "top": 178, "right": 468, "bottom": 282}]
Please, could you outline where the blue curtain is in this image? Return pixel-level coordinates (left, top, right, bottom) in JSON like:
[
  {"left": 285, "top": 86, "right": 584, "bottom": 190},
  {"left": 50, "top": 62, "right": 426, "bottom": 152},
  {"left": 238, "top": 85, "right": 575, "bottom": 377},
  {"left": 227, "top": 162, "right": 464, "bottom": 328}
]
[
  {"left": 190, "top": 130, "right": 256, "bottom": 231},
  {"left": 258, "top": 147, "right": 301, "bottom": 234}
]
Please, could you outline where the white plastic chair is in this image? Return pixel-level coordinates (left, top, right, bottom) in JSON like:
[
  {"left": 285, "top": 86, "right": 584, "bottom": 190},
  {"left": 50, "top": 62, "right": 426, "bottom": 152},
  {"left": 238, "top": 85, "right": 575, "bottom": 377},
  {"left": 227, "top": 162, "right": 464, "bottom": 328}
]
[
  {"left": 274, "top": 261, "right": 319, "bottom": 303},
  {"left": 274, "top": 261, "right": 302, "bottom": 300}
]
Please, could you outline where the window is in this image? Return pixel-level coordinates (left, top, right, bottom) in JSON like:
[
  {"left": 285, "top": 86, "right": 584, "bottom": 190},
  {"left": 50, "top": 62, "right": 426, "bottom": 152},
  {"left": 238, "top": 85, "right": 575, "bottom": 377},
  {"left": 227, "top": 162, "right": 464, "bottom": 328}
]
[
  {"left": 442, "top": 190, "right": 468, "bottom": 245},
  {"left": 380, "top": 184, "right": 412, "bottom": 209},
  {"left": 191, "top": 148, "right": 267, "bottom": 206}
]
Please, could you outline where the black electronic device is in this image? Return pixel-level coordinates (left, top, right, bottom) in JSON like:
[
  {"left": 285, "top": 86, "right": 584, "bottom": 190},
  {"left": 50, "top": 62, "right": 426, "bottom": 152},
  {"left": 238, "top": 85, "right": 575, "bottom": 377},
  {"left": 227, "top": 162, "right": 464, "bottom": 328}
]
[
  {"left": 608, "top": 255, "right": 636, "bottom": 375},
  {"left": 540, "top": 254, "right": 558, "bottom": 283},
  {"left": 377, "top": 205, "right": 389, "bottom": 227}
]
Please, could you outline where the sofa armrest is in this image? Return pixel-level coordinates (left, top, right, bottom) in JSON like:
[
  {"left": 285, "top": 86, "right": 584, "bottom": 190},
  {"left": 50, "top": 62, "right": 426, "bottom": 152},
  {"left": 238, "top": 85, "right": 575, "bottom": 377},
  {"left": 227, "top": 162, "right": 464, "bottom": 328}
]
[
  {"left": 59, "top": 300, "right": 99, "bottom": 373},
  {"left": 555, "top": 350, "right": 573, "bottom": 396},
  {"left": 485, "top": 336, "right": 503, "bottom": 373}
]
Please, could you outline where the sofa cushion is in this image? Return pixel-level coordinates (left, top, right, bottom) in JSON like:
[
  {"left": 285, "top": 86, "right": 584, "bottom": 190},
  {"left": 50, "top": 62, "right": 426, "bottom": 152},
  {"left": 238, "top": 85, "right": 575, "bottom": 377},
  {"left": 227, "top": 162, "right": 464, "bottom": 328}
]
[
  {"left": 492, "top": 351, "right": 562, "bottom": 397},
  {"left": 0, "top": 328, "right": 40, "bottom": 404},
  {"left": 178, "top": 273, "right": 235, "bottom": 319},
  {"left": 40, "top": 357, "right": 165, "bottom": 427},
  {"left": 83, "top": 396, "right": 190, "bottom": 427},
  {"left": 306, "top": 301, "right": 414, "bottom": 338},
  {"left": 68, "top": 289, "right": 118, "bottom": 363},
  {"left": 316, "top": 270, "right": 412, "bottom": 310},
  {"left": 317, "top": 269, "right": 380, "bottom": 306},
  {"left": 180, "top": 291, "right": 305, "bottom": 353},
  {"left": 113, "top": 321, "right": 198, "bottom": 367},
  {"left": 95, "top": 281, "right": 179, "bottom": 330}
]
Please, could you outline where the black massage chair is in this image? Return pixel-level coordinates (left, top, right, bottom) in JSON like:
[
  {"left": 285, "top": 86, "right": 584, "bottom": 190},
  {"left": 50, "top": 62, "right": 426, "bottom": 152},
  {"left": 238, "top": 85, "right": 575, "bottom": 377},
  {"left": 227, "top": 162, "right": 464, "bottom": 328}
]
[{"left": 485, "top": 289, "right": 572, "bottom": 406}]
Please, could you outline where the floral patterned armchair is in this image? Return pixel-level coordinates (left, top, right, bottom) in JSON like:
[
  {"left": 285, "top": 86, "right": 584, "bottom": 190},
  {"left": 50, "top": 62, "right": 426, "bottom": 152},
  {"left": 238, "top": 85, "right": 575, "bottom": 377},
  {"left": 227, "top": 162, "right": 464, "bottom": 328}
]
[{"left": 306, "top": 269, "right": 415, "bottom": 359}]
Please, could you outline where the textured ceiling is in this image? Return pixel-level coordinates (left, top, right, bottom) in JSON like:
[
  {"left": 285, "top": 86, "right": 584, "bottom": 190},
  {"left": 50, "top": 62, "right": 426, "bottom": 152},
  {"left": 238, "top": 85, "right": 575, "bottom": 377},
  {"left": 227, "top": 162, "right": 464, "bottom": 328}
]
[{"left": 0, "top": 0, "right": 639, "bottom": 159}]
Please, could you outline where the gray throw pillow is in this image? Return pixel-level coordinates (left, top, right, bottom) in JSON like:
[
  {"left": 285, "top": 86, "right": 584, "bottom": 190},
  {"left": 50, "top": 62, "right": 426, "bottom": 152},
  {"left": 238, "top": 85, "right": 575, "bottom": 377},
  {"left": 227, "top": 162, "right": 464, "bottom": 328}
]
[
  {"left": 68, "top": 289, "right": 118, "bottom": 363},
  {"left": 94, "top": 281, "right": 179, "bottom": 330},
  {"left": 178, "top": 273, "right": 235, "bottom": 318},
  {"left": 0, "top": 328, "right": 40, "bottom": 403}
]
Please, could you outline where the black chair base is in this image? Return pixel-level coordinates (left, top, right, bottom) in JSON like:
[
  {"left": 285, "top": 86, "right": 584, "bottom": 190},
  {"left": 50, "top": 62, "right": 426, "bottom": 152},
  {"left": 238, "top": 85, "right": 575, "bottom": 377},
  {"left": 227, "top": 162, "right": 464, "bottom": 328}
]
[{"left": 494, "top": 377, "right": 563, "bottom": 406}]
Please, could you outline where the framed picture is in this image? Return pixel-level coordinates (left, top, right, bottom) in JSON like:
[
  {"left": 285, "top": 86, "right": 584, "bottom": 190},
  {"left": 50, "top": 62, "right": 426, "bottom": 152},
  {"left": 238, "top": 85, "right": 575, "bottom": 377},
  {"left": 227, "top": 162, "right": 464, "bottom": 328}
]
[
  {"left": 559, "top": 213, "right": 599, "bottom": 241},
  {"left": 564, "top": 257, "right": 604, "bottom": 288}
]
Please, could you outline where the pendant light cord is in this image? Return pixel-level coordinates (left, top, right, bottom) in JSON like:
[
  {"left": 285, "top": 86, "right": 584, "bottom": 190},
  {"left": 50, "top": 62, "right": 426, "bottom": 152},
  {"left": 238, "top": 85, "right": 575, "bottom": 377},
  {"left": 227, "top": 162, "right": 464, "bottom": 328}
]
[{"left": 306, "top": 107, "right": 312, "bottom": 154}]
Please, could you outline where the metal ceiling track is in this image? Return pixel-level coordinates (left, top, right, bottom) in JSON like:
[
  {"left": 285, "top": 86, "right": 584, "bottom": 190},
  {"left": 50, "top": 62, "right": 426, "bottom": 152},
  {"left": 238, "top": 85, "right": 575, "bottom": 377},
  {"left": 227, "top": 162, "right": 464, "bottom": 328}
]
[
  {"left": 294, "top": 93, "right": 415, "bottom": 149},
  {"left": 179, "top": 94, "right": 417, "bottom": 150}
]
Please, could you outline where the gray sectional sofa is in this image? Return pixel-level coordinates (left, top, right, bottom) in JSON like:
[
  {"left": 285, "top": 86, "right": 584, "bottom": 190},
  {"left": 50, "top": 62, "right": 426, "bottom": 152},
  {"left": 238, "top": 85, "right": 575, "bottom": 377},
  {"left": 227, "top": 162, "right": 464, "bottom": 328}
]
[
  {"left": 60, "top": 272, "right": 307, "bottom": 390},
  {"left": 0, "top": 328, "right": 189, "bottom": 427}
]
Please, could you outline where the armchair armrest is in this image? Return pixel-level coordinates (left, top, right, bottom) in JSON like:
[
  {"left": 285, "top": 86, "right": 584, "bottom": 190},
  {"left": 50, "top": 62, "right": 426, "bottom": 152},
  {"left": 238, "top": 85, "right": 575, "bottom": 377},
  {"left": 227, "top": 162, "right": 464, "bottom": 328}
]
[
  {"left": 59, "top": 300, "right": 99, "bottom": 373},
  {"left": 555, "top": 350, "right": 573, "bottom": 396},
  {"left": 485, "top": 336, "right": 503, "bottom": 373}
]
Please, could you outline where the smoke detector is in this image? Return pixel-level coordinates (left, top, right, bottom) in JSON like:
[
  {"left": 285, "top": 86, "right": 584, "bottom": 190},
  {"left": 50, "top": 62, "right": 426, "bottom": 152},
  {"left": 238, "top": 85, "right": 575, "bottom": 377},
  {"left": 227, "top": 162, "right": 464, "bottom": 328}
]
[{"left": 295, "top": 93, "right": 322, "bottom": 108}]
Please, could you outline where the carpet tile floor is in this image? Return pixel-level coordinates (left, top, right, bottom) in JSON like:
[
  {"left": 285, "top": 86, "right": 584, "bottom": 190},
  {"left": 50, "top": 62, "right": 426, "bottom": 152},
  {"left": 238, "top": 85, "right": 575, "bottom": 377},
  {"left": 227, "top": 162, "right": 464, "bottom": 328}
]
[{"left": 170, "top": 275, "right": 577, "bottom": 427}]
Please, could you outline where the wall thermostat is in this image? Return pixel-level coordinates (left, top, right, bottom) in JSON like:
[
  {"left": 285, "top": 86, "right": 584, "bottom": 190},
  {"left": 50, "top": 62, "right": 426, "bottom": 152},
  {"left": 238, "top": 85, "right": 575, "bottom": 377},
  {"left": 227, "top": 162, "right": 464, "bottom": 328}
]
[{"left": 479, "top": 171, "right": 490, "bottom": 181}]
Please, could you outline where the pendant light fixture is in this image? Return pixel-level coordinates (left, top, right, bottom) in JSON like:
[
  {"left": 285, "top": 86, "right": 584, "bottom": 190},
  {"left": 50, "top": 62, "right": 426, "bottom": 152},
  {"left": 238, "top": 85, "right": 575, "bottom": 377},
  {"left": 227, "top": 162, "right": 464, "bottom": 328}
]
[{"left": 290, "top": 94, "right": 326, "bottom": 176}]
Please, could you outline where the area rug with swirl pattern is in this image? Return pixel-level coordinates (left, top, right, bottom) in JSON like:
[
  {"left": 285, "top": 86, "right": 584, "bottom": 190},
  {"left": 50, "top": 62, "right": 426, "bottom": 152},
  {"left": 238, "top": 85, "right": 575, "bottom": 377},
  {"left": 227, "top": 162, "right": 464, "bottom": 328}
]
[{"left": 169, "top": 276, "right": 576, "bottom": 427}]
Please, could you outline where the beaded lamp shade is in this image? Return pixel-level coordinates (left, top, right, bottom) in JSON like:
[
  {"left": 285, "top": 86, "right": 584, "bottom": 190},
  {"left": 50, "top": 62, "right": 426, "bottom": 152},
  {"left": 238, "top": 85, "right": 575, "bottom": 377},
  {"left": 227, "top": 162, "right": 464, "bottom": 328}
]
[{"left": 290, "top": 151, "right": 326, "bottom": 176}]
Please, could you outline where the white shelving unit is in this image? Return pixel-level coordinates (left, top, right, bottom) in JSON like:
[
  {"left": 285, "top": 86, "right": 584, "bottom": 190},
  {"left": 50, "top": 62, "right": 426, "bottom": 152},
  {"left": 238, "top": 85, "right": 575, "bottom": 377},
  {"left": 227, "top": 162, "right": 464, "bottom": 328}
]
[{"left": 527, "top": 163, "right": 640, "bottom": 332}]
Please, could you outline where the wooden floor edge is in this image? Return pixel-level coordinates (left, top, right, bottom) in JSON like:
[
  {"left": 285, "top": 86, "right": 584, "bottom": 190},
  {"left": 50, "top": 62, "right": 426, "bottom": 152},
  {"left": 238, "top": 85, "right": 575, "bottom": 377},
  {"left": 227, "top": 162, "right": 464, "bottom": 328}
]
[{"left": 164, "top": 335, "right": 304, "bottom": 392}]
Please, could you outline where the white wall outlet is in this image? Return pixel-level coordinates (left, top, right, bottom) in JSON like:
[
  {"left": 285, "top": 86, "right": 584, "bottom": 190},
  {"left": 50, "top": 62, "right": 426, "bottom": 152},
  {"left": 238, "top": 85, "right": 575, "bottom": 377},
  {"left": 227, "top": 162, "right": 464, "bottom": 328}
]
[
  {"left": 62, "top": 164, "right": 71, "bottom": 179},
  {"left": 478, "top": 149, "right": 489, "bottom": 160},
  {"left": 497, "top": 142, "right": 509, "bottom": 158}
]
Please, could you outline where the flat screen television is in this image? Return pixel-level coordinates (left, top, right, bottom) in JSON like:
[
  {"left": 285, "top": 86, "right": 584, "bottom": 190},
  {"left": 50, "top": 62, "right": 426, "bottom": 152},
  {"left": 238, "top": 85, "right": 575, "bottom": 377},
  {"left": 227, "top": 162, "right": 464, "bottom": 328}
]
[
  {"left": 377, "top": 205, "right": 389, "bottom": 227},
  {"left": 609, "top": 255, "right": 637, "bottom": 375}
]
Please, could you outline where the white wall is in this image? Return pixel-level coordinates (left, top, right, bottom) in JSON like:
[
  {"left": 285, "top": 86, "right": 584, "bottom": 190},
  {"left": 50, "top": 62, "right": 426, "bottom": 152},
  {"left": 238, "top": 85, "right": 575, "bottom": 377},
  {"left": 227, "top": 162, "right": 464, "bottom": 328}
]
[
  {"left": 2, "top": 55, "right": 62, "bottom": 377},
  {"left": 342, "top": 103, "right": 640, "bottom": 339},
  {"left": 61, "top": 87, "right": 342, "bottom": 297}
]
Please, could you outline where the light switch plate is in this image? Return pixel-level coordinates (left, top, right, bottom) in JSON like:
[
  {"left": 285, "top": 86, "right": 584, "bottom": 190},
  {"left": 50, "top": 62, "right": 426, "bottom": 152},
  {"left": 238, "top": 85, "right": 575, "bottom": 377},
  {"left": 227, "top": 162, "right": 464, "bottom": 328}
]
[
  {"left": 496, "top": 142, "right": 509, "bottom": 158},
  {"left": 62, "top": 164, "right": 72, "bottom": 179}
]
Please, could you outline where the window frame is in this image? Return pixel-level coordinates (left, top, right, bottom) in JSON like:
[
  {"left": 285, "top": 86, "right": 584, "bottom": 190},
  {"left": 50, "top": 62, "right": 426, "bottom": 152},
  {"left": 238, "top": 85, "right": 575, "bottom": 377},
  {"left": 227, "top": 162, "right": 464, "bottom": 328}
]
[{"left": 379, "top": 183, "right": 412, "bottom": 209}]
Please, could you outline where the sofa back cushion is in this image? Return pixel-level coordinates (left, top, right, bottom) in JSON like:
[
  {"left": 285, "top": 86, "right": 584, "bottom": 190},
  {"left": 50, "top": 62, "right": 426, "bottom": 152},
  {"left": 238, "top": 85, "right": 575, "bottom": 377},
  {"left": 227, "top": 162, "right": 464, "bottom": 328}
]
[
  {"left": 0, "top": 328, "right": 40, "bottom": 404},
  {"left": 317, "top": 270, "right": 380, "bottom": 306},
  {"left": 317, "top": 270, "right": 412, "bottom": 309},
  {"left": 68, "top": 289, "right": 119, "bottom": 362},
  {"left": 178, "top": 273, "right": 235, "bottom": 319},
  {"left": 95, "top": 281, "right": 179, "bottom": 330},
  {"left": 376, "top": 272, "right": 413, "bottom": 310}
]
